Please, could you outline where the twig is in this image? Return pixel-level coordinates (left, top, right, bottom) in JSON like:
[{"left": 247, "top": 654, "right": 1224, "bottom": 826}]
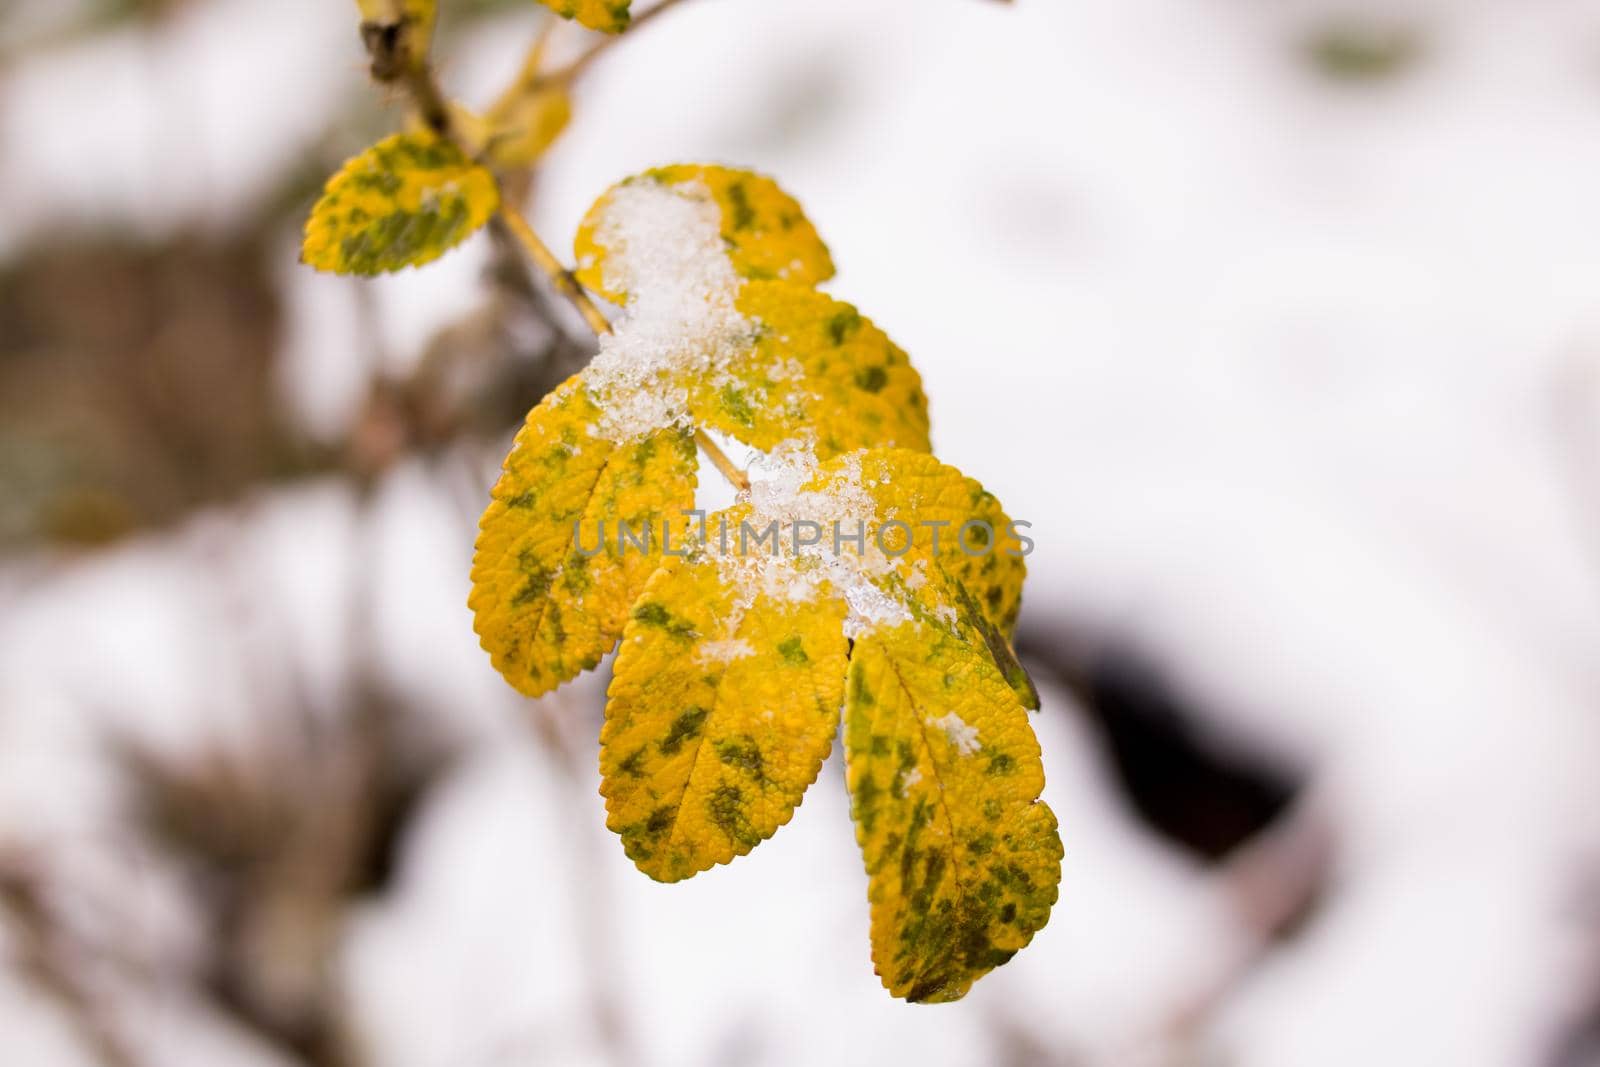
[
  {"left": 496, "top": 201, "right": 615, "bottom": 337},
  {"left": 1167, "top": 799, "right": 1334, "bottom": 1038},
  {"left": 693, "top": 430, "right": 751, "bottom": 493},
  {"left": 503, "top": 197, "right": 753, "bottom": 490},
  {"left": 539, "top": 0, "right": 695, "bottom": 88},
  {"left": 0, "top": 861, "right": 142, "bottom": 1067},
  {"left": 489, "top": 16, "right": 561, "bottom": 110}
]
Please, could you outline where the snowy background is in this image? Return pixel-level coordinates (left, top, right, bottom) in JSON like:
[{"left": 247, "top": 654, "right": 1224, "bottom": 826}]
[{"left": 2, "top": 0, "right": 1600, "bottom": 1065}]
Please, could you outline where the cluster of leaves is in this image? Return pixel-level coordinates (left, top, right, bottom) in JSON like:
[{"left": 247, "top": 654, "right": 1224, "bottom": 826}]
[
  {"left": 472, "top": 166, "right": 1060, "bottom": 1002},
  {"left": 303, "top": 0, "right": 1058, "bottom": 1004}
]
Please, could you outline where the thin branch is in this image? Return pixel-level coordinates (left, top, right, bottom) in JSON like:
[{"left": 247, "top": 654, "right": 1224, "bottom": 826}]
[
  {"left": 0, "top": 862, "right": 142, "bottom": 1067},
  {"left": 1167, "top": 799, "right": 1334, "bottom": 1039},
  {"left": 693, "top": 431, "right": 751, "bottom": 493},
  {"left": 504, "top": 194, "right": 754, "bottom": 491},
  {"left": 400, "top": 62, "right": 454, "bottom": 138},
  {"left": 496, "top": 200, "right": 615, "bottom": 338},
  {"left": 539, "top": 0, "right": 695, "bottom": 89},
  {"left": 489, "top": 15, "right": 561, "bottom": 112}
]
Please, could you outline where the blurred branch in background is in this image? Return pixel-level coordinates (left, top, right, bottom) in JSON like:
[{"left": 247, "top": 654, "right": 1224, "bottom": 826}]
[
  {"left": 1018, "top": 629, "right": 1303, "bottom": 863},
  {"left": 0, "top": 855, "right": 142, "bottom": 1067},
  {"left": 1301, "top": 15, "right": 1423, "bottom": 86},
  {"left": 0, "top": 231, "right": 296, "bottom": 547},
  {"left": 0, "top": 0, "right": 194, "bottom": 67},
  {"left": 116, "top": 700, "right": 440, "bottom": 1067},
  {"left": 0, "top": 4, "right": 602, "bottom": 1061}
]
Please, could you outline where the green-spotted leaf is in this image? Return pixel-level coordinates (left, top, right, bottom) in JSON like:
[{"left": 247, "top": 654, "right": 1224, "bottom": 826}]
[
  {"left": 817, "top": 447, "right": 1036, "bottom": 705},
  {"left": 471, "top": 375, "right": 697, "bottom": 696},
  {"left": 574, "top": 165, "right": 834, "bottom": 304},
  {"left": 538, "top": 0, "right": 632, "bottom": 34},
  {"left": 686, "top": 282, "right": 930, "bottom": 457},
  {"left": 942, "top": 569, "right": 1040, "bottom": 710},
  {"left": 459, "top": 151, "right": 1054, "bottom": 1004},
  {"left": 601, "top": 546, "right": 848, "bottom": 881},
  {"left": 303, "top": 132, "right": 499, "bottom": 276},
  {"left": 567, "top": 167, "right": 915, "bottom": 461},
  {"left": 809, "top": 448, "right": 1030, "bottom": 638},
  {"left": 845, "top": 621, "right": 1061, "bottom": 1002}
]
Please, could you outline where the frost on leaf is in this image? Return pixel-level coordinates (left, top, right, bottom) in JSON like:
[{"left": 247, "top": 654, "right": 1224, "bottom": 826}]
[
  {"left": 842, "top": 448, "right": 1028, "bottom": 638},
  {"left": 464, "top": 153, "right": 1054, "bottom": 1001},
  {"left": 575, "top": 165, "right": 834, "bottom": 304},
  {"left": 472, "top": 168, "right": 892, "bottom": 699},
  {"left": 302, "top": 132, "right": 498, "bottom": 275},
  {"left": 575, "top": 176, "right": 758, "bottom": 443},
  {"left": 845, "top": 622, "right": 1061, "bottom": 1003},
  {"left": 537, "top": 0, "right": 632, "bottom": 35},
  {"left": 598, "top": 447, "right": 1045, "bottom": 900},
  {"left": 470, "top": 376, "right": 697, "bottom": 697},
  {"left": 568, "top": 168, "right": 927, "bottom": 457},
  {"left": 601, "top": 554, "right": 848, "bottom": 882},
  {"left": 711, "top": 446, "right": 1032, "bottom": 701}
]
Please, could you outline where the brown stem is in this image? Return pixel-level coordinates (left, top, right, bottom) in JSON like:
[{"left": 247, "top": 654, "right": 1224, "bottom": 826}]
[
  {"left": 693, "top": 431, "right": 751, "bottom": 493},
  {"left": 1167, "top": 800, "right": 1334, "bottom": 1038},
  {"left": 500, "top": 202, "right": 752, "bottom": 491},
  {"left": 400, "top": 61, "right": 454, "bottom": 138},
  {"left": 496, "top": 200, "right": 615, "bottom": 337}
]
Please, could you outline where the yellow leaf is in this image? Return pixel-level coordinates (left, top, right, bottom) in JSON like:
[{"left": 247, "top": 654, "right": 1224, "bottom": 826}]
[
  {"left": 787, "top": 447, "right": 1034, "bottom": 706},
  {"left": 470, "top": 375, "right": 698, "bottom": 696},
  {"left": 940, "top": 568, "right": 1040, "bottom": 710},
  {"left": 484, "top": 87, "right": 572, "bottom": 168},
  {"left": 811, "top": 448, "right": 1029, "bottom": 637},
  {"left": 601, "top": 543, "right": 848, "bottom": 881},
  {"left": 686, "top": 282, "right": 931, "bottom": 458},
  {"left": 844, "top": 621, "right": 1062, "bottom": 1003},
  {"left": 303, "top": 132, "right": 499, "bottom": 276},
  {"left": 482, "top": 29, "right": 573, "bottom": 168},
  {"left": 574, "top": 165, "right": 835, "bottom": 304},
  {"left": 537, "top": 0, "right": 632, "bottom": 35}
]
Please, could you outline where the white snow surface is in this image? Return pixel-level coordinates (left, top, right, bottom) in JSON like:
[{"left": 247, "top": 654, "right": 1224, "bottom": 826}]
[{"left": 931, "top": 712, "right": 982, "bottom": 757}]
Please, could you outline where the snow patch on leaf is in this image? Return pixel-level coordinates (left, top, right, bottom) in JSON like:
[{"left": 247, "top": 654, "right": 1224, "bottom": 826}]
[
  {"left": 695, "top": 638, "right": 756, "bottom": 666},
  {"left": 582, "top": 179, "right": 758, "bottom": 442},
  {"left": 710, "top": 443, "right": 921, "bottom": 640},
  {"left": 931, "top": 711, "right": 981, "bottom": 756}
]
